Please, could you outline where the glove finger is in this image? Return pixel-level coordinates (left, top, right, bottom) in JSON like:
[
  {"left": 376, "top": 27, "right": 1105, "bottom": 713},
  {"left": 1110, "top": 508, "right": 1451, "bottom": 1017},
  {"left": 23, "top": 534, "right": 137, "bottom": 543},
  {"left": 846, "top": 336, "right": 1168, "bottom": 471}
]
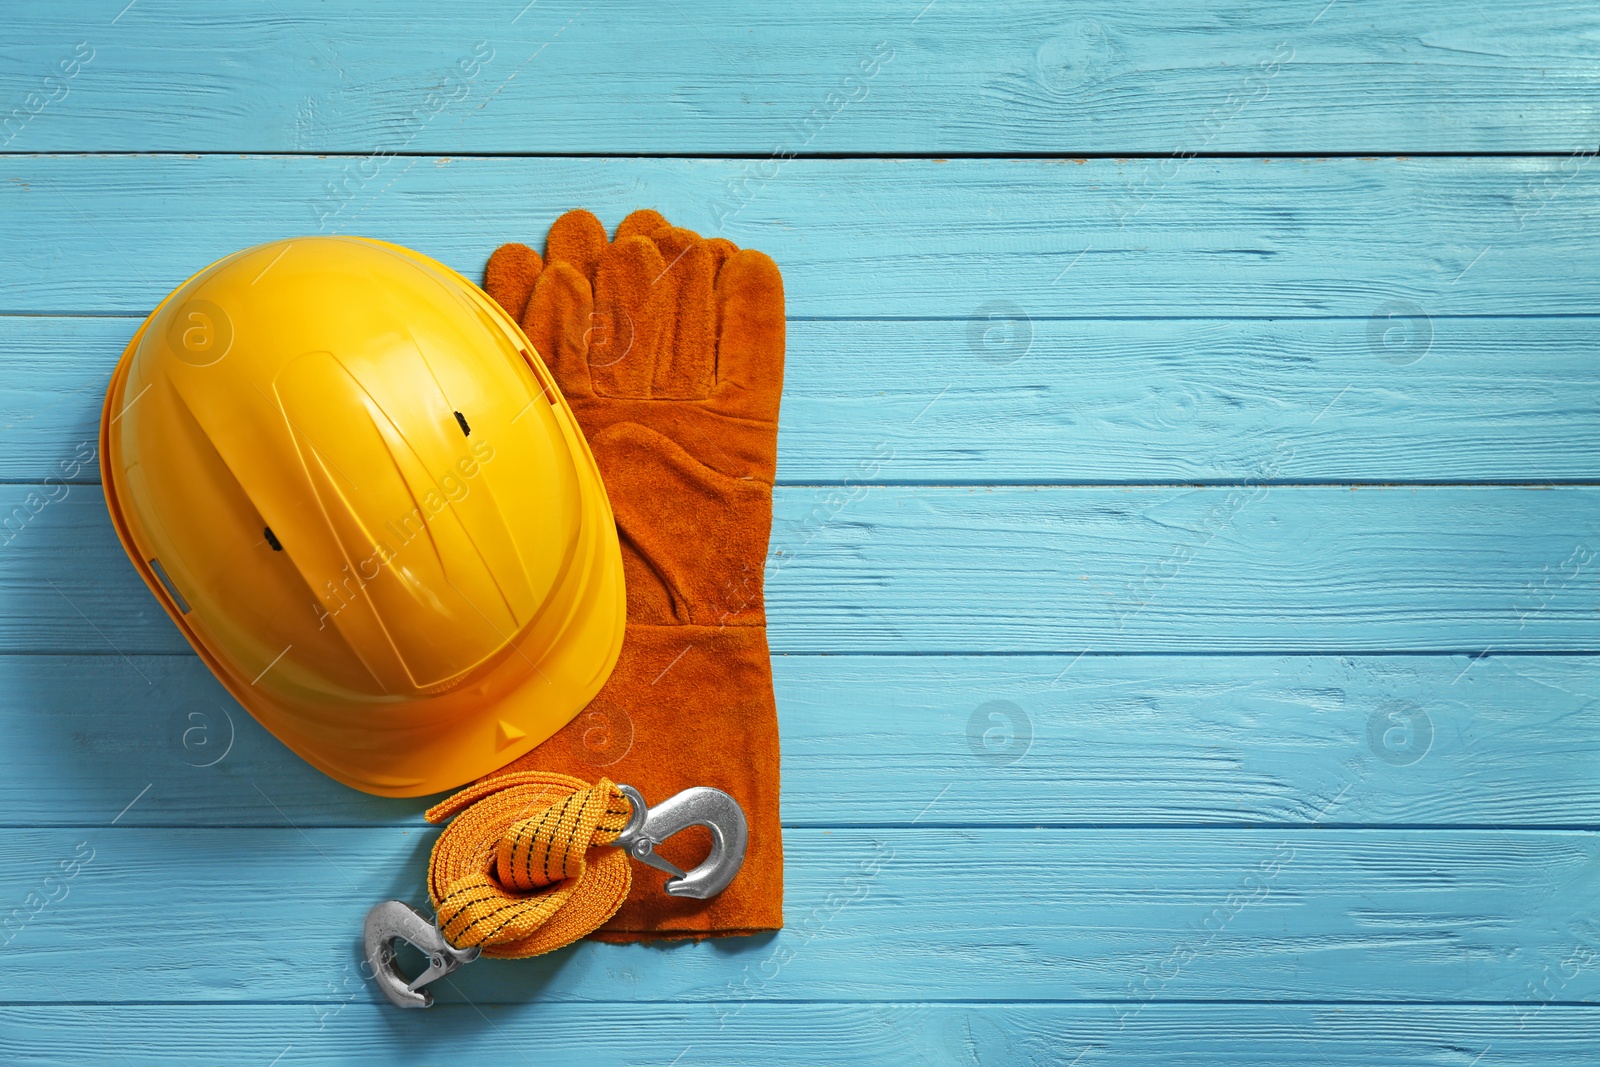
[
  {"left": 706, "top": 237, "right": 739, "bottom": 276},
  {"left": 484, "top": 243, "right": 543, "bottom": 323},
  {"left": 615, "top": 209, "right": 673, "bottom": 243},
  {"left": 545, "top": 209, "right": 608, "bottom": 281},
  {"left": 522, "top": 261, "right": 595, "bottom": 401},
  {"left": 651, "top": 224, "right": 697, "bottom": 265},
  {"left": 712, "top": 249, "right": 785, "bottom": 424},
  {"left": 648, "top": 226, "right": 716, "bottom": 400},
  {"left": 590, "top": 235, "right": 666, "bottom": 397}
]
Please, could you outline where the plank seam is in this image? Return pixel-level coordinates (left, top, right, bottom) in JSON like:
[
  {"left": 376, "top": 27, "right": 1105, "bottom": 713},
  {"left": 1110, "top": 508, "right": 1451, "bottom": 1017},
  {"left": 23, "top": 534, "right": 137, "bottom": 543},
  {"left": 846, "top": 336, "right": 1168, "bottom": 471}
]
[
  {"left": 6, "top": 998, "right": 1600, "bottom": 1007},
  {"left": 3, "top": 151, "right": 1597, "bottom": 161}
]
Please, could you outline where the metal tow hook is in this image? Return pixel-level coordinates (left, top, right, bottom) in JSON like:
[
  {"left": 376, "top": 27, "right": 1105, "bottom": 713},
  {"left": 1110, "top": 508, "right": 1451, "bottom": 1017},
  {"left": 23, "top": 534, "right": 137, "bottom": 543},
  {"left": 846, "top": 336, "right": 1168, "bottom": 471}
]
[
  {"left": 364, "top": 784, "right": 749, "bottom": 1009},
  {"left": 363, "top": 900, "right": 480, "bottom": 1010},
  {"left": 611, "top": 785, "right": 749, "bottom": 899}
]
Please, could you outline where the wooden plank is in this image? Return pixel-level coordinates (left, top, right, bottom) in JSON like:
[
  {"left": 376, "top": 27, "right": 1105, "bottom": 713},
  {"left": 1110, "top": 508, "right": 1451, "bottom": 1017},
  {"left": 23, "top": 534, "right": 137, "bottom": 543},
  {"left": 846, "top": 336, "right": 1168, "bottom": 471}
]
[
  {"left": 1, "top": 827, "right": 1595, "bottom": 1003},
  {"left": 3, "top": 156, "right": 1598, "bottom": 318},
  {"left": 6, "top": 314, "right": 1600, "bottom": 485},
  {"left": 4, "top": 486, "right": 1598, "bottom": 655},
  {"left": 5, "top": 1004, "right": 1600, "bottom": 1066},
  {"left": 762, "top": 485, "right": 1600, "bottom": 653},
  {"left": 5, "top": 652, "right": 1597, "bottom": 829},
  {"left": 4, "top": 1, "right": 1598, "bottom": 154}
]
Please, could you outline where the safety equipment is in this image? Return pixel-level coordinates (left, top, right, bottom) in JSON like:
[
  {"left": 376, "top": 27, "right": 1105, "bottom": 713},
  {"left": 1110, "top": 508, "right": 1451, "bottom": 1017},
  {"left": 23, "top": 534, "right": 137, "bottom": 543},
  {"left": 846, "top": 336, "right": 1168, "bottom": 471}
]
[
  {"left": 365, "top": 774, "right": 748, "bottom": 1008},
  {"left": 100, "top": 237, "right": 625, "bottom": 797},
  {"left": 482, "top": 208, "right": 786, "bottom": 940}
]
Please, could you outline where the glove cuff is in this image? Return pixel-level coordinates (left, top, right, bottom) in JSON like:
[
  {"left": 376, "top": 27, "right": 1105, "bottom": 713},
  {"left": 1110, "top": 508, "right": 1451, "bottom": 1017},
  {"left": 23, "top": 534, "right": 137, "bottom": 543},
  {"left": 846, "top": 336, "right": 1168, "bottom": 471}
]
[{"left": 487, "top": 622, "right": 783, "bottom": 939}]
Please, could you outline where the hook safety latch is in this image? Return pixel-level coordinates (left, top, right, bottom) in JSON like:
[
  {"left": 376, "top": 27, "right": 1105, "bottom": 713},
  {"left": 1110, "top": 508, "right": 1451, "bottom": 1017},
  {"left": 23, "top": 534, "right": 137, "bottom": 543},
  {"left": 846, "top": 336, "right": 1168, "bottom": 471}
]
[{"left": 363, "top": 783, "right": 749, "bottom": 1009}]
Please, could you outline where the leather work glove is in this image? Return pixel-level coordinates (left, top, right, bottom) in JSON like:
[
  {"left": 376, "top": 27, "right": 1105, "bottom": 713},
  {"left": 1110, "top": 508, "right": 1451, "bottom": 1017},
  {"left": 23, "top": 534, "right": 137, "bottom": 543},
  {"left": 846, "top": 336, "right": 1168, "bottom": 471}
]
[{"left": 483, "top": 209, "right": 785, "bottom": 938}]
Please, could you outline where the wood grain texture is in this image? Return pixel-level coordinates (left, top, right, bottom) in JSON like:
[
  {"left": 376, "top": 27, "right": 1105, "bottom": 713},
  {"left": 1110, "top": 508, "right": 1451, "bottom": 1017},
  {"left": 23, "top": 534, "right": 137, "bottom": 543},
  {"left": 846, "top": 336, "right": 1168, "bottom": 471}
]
[
  {"left": 6, "top": 314, "right": 1600, "bottom": 485},
  {"left": 4, "top": 1, "right": 1599, "bottom": 154},
  {"left": 6, "top": 1004, "right": 1600, "bottom": 1066},
  {"left": 5, "top": 487, "right": 1598, "bottom": 654},
  {"left": 6, "top": 2, "right": 1599, "bottom": 1057},
  {"left": 1, "top": 827, "right": 1595, "bottom": 1003},
  {"left": 4, "top": 652, "right": 1596, "bottom": 829},
  {"left": 3, "top": 156, "right": 1598, "bottom": 317}
]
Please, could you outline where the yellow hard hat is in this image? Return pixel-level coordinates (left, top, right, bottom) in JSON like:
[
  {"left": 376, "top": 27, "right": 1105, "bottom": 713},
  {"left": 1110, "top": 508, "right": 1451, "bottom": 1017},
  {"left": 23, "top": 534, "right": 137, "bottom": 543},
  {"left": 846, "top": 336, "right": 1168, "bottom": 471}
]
[{"left": 100, "top": 237, "right": 625, "bottom": 797}]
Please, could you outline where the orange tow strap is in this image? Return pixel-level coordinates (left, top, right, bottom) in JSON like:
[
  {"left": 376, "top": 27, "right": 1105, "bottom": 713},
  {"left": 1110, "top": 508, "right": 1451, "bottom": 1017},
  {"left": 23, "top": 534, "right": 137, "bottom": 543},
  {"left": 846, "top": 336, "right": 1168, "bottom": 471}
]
[{"left": 424, "top": 771, "right": 634, "bottom": 958}]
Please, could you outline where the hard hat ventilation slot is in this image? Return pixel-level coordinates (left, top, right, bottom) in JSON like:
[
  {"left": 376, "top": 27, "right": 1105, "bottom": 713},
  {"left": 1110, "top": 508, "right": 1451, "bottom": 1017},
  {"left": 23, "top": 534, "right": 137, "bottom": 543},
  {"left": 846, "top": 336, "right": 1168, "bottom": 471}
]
[
  {"left": 148, "top": 558, "right": 191, "bottom": 614},
  {"left": 454, "top": 411, "right": 471, "bottom": 437},
  {"left": 263, "top": 526, "right": 283, "bottom": 551}
]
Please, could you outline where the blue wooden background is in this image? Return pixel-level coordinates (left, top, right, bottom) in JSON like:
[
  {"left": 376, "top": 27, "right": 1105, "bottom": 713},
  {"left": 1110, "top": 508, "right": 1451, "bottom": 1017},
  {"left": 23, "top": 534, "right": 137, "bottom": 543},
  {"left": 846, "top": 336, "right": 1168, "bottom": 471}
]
[{"left": 4, "top": 2, "right": 1600, "bottom": 1063}]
